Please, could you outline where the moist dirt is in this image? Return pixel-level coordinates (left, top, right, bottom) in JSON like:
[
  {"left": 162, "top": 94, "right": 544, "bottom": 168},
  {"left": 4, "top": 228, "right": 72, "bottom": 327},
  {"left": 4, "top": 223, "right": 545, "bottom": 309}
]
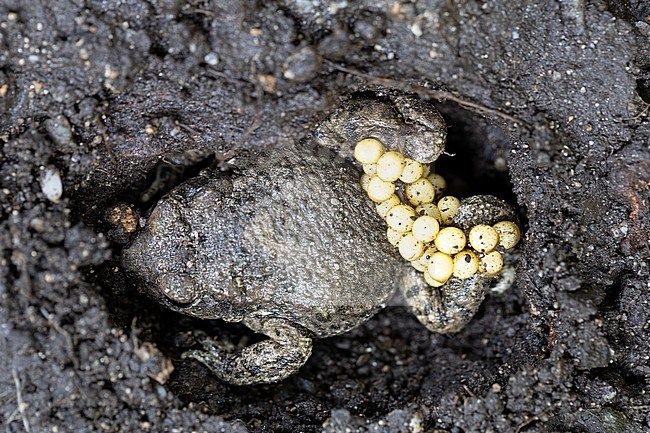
[{"left": 1, "top": 1, "right": 649, "bottom": 432}]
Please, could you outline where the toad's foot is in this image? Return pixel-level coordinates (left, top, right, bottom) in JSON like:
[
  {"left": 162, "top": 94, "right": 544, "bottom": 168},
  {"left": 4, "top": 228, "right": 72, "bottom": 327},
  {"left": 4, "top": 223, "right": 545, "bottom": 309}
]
[
  {"left": 398, "top": 195, "right": 519, "bottom": 333},
  {"left": 400, "top": 266, "right": 493, "bottom": 333},
  {"left": 182, "top": 318, "right": 312, "bottom": 385}
]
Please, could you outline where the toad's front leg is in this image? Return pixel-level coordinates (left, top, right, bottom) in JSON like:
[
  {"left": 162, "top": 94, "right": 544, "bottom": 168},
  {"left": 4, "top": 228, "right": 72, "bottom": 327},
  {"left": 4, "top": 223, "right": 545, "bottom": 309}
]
[{"left": 183, "top": 318, "right": 312, "bottom": 385}]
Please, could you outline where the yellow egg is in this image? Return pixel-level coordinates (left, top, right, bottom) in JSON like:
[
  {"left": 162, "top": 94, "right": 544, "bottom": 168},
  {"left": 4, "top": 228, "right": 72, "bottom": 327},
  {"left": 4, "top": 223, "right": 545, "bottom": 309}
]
[
  {"left": 376, "top": 151, "right": 406, "bottom": 182},
  {"left": 400, "top": 158, "right": 424, "bottom": 183},
  {"left": 423, "top": 269, "right": 445, "bottom": 287},
  {"left": 367, "top": 176, "right": 395, "bottom": 202},
  {"left": 360, "top": 174, "right": 371, "bottom": 192},
  {"left": 427, "top": 173, "right": 447, "bottom": 197},
  {"left": 354, "top": 138, "right": 385, "bottom": 164},
  {"left": 453, "top": 250, "right": 479, "bottom": 279},
  {"left": 411, "top": 258, "right": 426, "bottom": 272},
  {"left": 363, "top": 163, "right": 377, "bottom": 175},
  {"left": 468, "top": 224, "right": 500, "bottom": 253},
  {"left": 412, "top": 216, "right": 440, "bottom": 243},
  {"left": 434, "top": 226, "right": 466, "bottom": 255},
  {"left": 426, "top": 252, "right": 454, "bottom": 285},
  {"left": 480, "top": 251, "right": 504, "bottom": 275},
  {"left": 415, "top": 203, "right": 442, "bottom": 222},
  {"left": 387, "top": 228, "right": 407, "bottom": 247},
  {"left": 414, "top": 246, "right": 438, "bottom": 271},
  {"left": 375, "top": 194, "right": 401, "bottom": 219},
  {"left": 493, "top": 221, "right": 521, "bottom": 249},
  {"left": 405, "top": 178, "right": 436, "bottom": 206},
  {"left": 386, "top": 204, "right": 417, "bottom": 233},
  {"left": 437, "top": 196, "right": 460, "bottom": 225},
  {"left": 398, "top": 234, "right": 424, "bottom": 261}
]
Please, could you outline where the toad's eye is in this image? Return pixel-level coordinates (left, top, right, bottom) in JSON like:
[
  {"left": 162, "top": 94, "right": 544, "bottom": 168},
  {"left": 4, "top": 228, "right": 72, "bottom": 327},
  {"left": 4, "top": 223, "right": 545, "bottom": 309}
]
[{"left": 159, "top": 275, "right": 199, "bottom": 306}]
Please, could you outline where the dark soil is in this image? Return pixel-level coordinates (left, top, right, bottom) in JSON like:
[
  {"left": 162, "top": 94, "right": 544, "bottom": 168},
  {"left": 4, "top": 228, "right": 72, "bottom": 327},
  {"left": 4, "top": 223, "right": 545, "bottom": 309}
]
[{"left": 1, "top": 1, "right": 649, "bottom": 432}]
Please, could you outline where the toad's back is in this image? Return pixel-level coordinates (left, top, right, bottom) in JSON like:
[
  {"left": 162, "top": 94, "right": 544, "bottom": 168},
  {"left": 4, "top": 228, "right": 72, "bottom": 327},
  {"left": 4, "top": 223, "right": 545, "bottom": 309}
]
[{"left": 160, "top": 147, "right": 402, "bottom": 337}]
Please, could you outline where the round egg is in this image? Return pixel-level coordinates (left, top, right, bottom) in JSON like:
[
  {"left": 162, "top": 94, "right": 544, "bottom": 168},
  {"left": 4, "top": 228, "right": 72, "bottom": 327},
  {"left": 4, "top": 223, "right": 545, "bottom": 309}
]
[
  {"left": 400, "top": 158, "right": 424, "bottom": 183},
  {"left": 367, "top": 176, "right": 395, "bottom": 202},
  {"left": 387, "top": 228, "right": 407, "bottom": 247},
  {"left": 375, "top": 194, "right": 401, "bottom": 219},
  {"left": 423, "top": 269, "right": 444, "bottom": 287},
  {"left": 493, "top": 221, "right": 521, "bottom": 249},
  {"left": 427, "top": 173, "right": 447, "bottom": 197},
  {"left": 405, "top": 178, "right": 436, "bottom": 206},
  {"left": 398, "top": 234, "right": 424, "bottom": 261},
  {"left": 363, "top": 163, "right": 377, "bottom": 176},
  {"left": 354, "top": 138, "right": 384, "bottom": 164},
  {"left": 386, "top": 204, "right": 417, "bottom": 233},
  {"left": 376, "top": 151, "right": 406, "bottom": 182},
  {"left": 468, "top": 224, "right": 500, "bottom": 253},
  {"left": 437, "top": 195, "right": 460, "bottom": 225},
  {"left": 415, "top": 203, "right": 442, "bottom": 222},
  {"left": 434, "top": 226, "right": 466, "bottom": 255},
  {"left": 426, "top": 252, "right": 454, "bottom": 285},
  {"left": 412, "top": 215, "right": 440, "bottom": 243},
  {"left": 360, "top": 174, "right": 371, "bottom": 192},
  {"left": 453, "top": 250, "right": 479, "bottom": 279},
  {"left": 413, "top": 246, "right": 438, "bottom": 271},
  {"left": 480, "top": 251, "right": 504, "bottom": 275}
]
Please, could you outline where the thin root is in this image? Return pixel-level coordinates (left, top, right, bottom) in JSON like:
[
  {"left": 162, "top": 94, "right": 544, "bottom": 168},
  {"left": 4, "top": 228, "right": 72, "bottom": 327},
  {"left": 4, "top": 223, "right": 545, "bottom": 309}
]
[
  {"left": 325, "top": 60, "right": 526, "bottom": 126},
  {"left": 12, "top": 366, "right": 31, "bottom": 433}
]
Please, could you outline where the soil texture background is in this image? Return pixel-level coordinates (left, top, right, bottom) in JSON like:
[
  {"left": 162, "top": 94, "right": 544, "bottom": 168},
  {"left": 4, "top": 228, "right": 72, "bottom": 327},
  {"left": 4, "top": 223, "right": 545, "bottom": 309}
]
[{"left": 1, "top": 1, "right": 649, "bottom": 432}]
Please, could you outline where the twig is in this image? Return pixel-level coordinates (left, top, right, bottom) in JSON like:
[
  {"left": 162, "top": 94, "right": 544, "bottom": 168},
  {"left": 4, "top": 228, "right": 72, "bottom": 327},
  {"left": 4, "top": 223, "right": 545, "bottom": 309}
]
[
  {"left": 324, "top": 60, "right": 526, "bottom": 126},
  {"left": 12, "top": 366, "right": 31, "bottom": 433},
  {"left": 41, "top": 307, "right": 79, "bottom": 369},
  {"left": 515, "top": 407, "right": 551, "bottom": 433},
  {"left": 5, "top": 408, "right": 19, "bottom": 433}
]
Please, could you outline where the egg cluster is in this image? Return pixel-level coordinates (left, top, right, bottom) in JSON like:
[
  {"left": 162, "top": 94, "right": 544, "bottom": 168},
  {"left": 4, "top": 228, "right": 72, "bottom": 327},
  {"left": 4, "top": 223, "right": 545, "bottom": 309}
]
[{"left": 354, "top": 138, "right": 521, "bottom": 287}]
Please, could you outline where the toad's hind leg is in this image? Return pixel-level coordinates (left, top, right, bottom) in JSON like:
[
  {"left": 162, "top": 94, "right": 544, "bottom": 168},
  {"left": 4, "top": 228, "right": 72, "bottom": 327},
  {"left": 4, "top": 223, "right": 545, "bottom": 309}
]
[
  {"left": 182, "top": 318, "right": 312, "bottom": 385},
  {"left": 399, "top": 265, "right": 492, "bottom": 333},
  {"left": 398, "top": 195, "right": 519, "bottom": 333}
]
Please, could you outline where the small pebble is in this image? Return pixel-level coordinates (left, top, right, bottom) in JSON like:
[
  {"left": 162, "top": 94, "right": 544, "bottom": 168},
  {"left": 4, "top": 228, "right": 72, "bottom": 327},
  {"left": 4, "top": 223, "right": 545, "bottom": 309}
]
[
  {"left": 386, "top": 204, "right": 416, "bottom": 233},
  {"left": 469, "top": 224, "right": 500, "bottom": 253},
  {"left": 434, "top": 226, "right": 466, "bottom": 254},
  {"left": 427, "top": 173, "right": 447, "bottom": 197},
  {"left": 41, "top": 167, "right": 63, "bottom": 203},
  {"left": 354, "top": 138, "right": 385, "bottom": 164},
  {"left": 453, "top": 250, "right": 479, "bottom": 279},
  {"left": 493, "top": 221, "right": 521, "bottom": 249},
  {"left": 375, "top": 194, "right": 400, "bottom": 219},
  {"left": 405, "top": 178, "right": 436, "bottom": 206},
  {"left": 412, "top": 215, "right": 439, "bottom": 242},
  {"left": 398, "top": 233, "right": 424, "bottom": 261},
  {"left": 377, "top": 151, "right": 406, "bottom": 182},
  {"left": 283, "top": 46, "right": 321, "bottom": 82},
  {"left": 426, "top": 252, "right": 454, "bottom": 285},
  {"left": 44, "top": 115, "right": 73, "bottom": 146},
  {"left": 399, "top": 158, "right": 424, "bottom": 183},
  {"left": 480, "top": 251, "right": 504, "bottom": 275},
  {"left": 367, "top": 176, "right": 395, "bottom": 202},
  {"left": 438, "top": 195, "right": 460, "bottom": 225}
]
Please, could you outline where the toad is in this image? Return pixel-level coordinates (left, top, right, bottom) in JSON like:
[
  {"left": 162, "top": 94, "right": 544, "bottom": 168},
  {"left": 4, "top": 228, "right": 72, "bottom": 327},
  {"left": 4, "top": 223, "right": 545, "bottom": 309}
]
[{"left": 121, "top": 89, "right": 519, "bottom": 385}]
